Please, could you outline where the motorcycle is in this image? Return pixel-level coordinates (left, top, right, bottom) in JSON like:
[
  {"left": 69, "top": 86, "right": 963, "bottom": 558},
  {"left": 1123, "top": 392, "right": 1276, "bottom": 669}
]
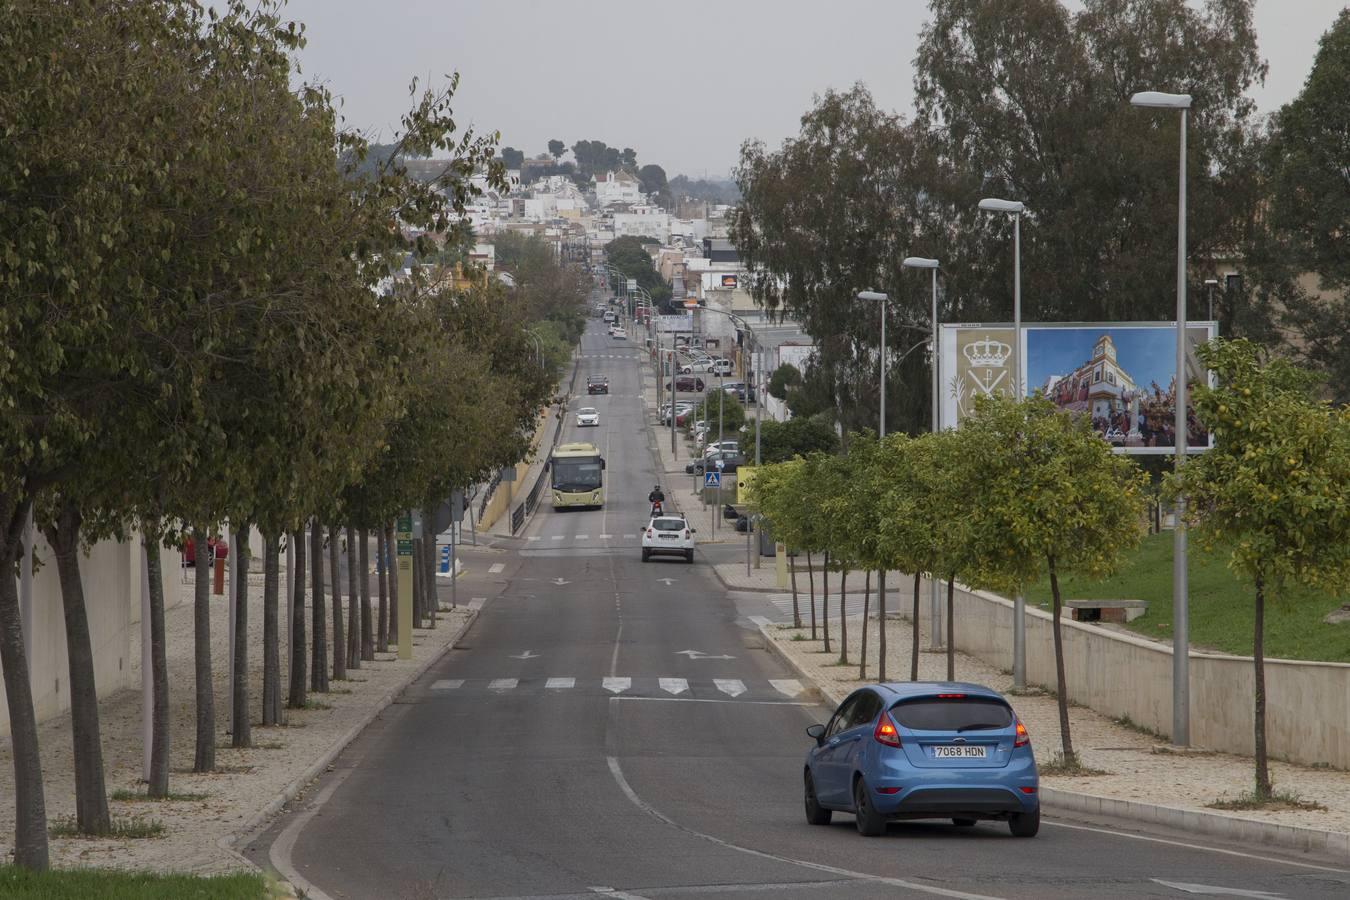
[{"left": 650, "top": 500, "right": 664, "bottom": 517}]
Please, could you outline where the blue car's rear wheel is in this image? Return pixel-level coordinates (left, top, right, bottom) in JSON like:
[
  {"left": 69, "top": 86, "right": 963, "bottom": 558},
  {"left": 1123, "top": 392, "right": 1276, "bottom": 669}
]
[
  {"left": 803, "top": 771, "right": 831, "bottom": 826},
  {"left": 1008, "top": 806, "right": 1040, "bottom": 837},
  {"left": 853, "top": 777, "right": 886, "bottom": 837}
]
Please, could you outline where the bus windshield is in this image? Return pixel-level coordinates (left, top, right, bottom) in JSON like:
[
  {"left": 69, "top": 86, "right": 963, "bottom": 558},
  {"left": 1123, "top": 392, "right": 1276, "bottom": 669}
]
[{"left": 551, "top": 458, "right": 602, "bottom": 492}]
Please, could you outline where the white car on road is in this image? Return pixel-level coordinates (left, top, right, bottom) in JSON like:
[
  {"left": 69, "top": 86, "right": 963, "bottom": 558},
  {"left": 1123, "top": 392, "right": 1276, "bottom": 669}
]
[
  {"left": 641, "top": 514, "right": 696, "bottom": 563},
  {"left": 576, "top": 407, "right": 600, "bottom": 427},
  {"left": 609, "top": 326, "right": 627, "bottom": 339}
]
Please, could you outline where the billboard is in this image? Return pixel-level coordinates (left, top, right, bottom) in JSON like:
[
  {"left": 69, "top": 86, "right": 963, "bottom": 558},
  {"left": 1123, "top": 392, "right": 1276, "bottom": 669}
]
[
  {"left": 720, "top": 274, "right": 739, "bottom": 289},
  {"left": 940, "top": 322, "right": 1217, "bottom": 455}
]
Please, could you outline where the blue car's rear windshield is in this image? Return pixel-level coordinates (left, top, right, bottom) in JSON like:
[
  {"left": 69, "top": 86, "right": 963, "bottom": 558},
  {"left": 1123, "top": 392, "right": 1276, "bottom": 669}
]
[{"left": 890, "top": 697, "right": 1013, "bottom": 732}]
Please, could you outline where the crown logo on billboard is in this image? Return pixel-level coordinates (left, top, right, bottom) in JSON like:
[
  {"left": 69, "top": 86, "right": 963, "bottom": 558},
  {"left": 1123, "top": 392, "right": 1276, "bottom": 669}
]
[{"left": 963, "top": 336, "right": 1011, "bottom": 368}]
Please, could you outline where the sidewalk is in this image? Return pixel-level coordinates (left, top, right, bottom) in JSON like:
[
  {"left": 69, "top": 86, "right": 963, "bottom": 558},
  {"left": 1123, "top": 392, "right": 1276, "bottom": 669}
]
[
  {"left": 0, "top": 559, "right": 474, "bottom": 875},
  {"left": 762, "top": 590, "right": 1350, "bottom": 858}
]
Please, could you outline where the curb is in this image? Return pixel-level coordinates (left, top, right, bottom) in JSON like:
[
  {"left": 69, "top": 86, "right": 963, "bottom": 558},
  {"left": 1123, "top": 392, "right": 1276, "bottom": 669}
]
[
  {"left": 220, "top": 610, "right": 480, "bottom": 869},
  {"left": 754, "top": 622, "right": 1350, "bottom": 864}
]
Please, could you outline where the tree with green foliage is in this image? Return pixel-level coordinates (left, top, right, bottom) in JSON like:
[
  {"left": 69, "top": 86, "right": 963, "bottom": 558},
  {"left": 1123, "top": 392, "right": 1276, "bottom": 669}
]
[
  {"left": 960, "top": 393, "right": 1148, "bottom": 765},
  {"left": 548, "top": 138, "right": 566, "bottom": 160},
  {"left": 749, "top": 460, "right": 808, "bottom": 628},
  {"left": 1260, "top": 9, "right": 1350, "bottom": 403},
  {"left": 500, "top": 146, "right": 525, "bottom": 169},
  {"left": 767, "top": 363, "right": 803, "bottom": 401},
  {"left": 638, "top": 164, "right": 671, "bottom": 206},
  {"left": 757, "top": 416, "right": 839, "bottom": 464},
  {"left": 1169, "top": 339, "right": 1350, "bottom": 797}
]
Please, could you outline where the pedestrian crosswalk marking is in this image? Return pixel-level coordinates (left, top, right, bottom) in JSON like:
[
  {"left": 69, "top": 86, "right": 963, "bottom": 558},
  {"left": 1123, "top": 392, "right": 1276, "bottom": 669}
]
[
  {"left": 599, "top": 533, "right": 613, "bottom": 539},
  {"left": 488, "top": 678, "right": 518, "bottom": 691},
  {"left": 623, "top": 533, "right": 636, "bottom": 539},
  {"left": 659, "top": 677, "right": 689, "bottom": 695},
  {"left": 602, "top": 677, "right": 631, "bottom": 694},
  {"left": 488, "top": 563, "right": 505, "bottom": 574},
  {"left": 546, "top": 677, "right": 575, "bottom": 690},
  {"left": 770, "top": 679, "right": 804, "bottom": 698},
  {"left": 431, "top": 679, "right": 464, "bottom": 691},
  {"left": 576, "top": 534, "right": 589, "bottom": 540},
  {"left": 527, "top": 536, "right": 541, "bottom": 542},
  {"left": 468, "top": 597, "right": 487, "bottom": 610},
  {"left": 714, "top": 679, "right": 746, "bottom": 698}
]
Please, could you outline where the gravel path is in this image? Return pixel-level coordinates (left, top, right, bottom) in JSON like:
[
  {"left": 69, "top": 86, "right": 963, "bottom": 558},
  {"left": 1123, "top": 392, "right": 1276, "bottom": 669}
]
[
  {"left": 769, "top": 603, "right": 1350, "bottom": 837},
  {"left": 0, "top": 568, "right": 469, "bottom": 874}
]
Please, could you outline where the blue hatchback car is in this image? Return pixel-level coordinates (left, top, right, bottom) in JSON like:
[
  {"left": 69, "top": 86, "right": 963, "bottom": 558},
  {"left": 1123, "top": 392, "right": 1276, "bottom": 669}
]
[{"left": 803, "top": 682, "right": 1039, "bottom": 837}]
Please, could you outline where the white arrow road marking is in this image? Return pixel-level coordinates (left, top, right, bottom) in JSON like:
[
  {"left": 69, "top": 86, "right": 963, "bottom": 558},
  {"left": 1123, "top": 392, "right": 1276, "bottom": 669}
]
[
  {"left": 487, "top": 678, "right": 517, "bottom": 691},
  {"left": 659, "top": 678, "right": 689, "bottom": 695},
  {"left": 509, "top": 650, "right": 539, "bottom": 660},
  {"left": 468, "top": 597, "right": 487, "bottom": 610},
  {"left": 602, "top": 677, "right": 631, "bottom": 694},
  {"left": 488, "top": 563, "right": 504, "bottom": 574},
  {"left": 545, "top": 677, "right": 575, "bottom": 690},
  {"left": 714, "top": 679, "right": 746, "bottom": 698},
  {"left": 770, "top": 679, "right": 804, "bottom": 698},
  {"left": 676, "top": 650, "right": 736, "bottom": 660},
  {"left": 1152, "top": 881, "right": 1284, "bottom": 898},
  {"left": 551, "top": 578, "right": 571, "bottom": 586},
  {"left": 430, "top": 679, "right": 463, "bottom": 691},
  {"left": 657, "top": 578, "right": 676, "bottom": 586}
]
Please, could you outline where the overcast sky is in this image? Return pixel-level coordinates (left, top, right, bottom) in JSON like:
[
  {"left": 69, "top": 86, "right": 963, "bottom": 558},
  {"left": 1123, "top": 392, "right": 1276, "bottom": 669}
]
[{"left": 282, "top": 0, "right": 1344, "bottom": 178}]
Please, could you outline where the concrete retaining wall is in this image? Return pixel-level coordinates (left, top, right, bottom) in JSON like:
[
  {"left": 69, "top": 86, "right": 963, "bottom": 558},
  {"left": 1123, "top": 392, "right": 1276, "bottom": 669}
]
[{"left": 918, "top": 578, "right": 1350, "bottom": 770}]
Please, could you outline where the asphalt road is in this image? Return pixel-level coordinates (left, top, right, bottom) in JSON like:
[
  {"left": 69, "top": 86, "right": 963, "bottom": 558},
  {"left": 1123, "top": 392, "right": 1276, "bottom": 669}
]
[{"left": 244, "top": 318, "right": 1350, "bottom": 899}]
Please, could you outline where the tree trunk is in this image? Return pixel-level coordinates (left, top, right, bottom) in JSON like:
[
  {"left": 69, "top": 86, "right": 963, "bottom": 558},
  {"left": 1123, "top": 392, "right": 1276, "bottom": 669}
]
[
  {"left": 345, "top": 524, "right": 360, "bottom": 670},
  {"left": 789, "top": 552, "right": 801, "bottom": 628},
  {"left": 193, "top": 525, "right": 216, "bottom": 771},
  {"left": 877, "top": 570, "right": 888, "bottom": 682},
  {"left": 376, "top": 527, "right": 389, "bottom": 653},
  {"left": 946, "top": 574, "right": 956, "bottom": 682},
  {"left": 911, "top": 571, "right": 922, "bottom": 682},
  {"left": 145, "top": 529, "right": 172, "bottom": 788},
  {"left": 310, "top": 520, "right": 328, "bottom": 693},
  {"left": 43, "top": 503, "right": 110, "bottom": 833},
  {"left": 806, "top": 551, "right": 816, "bottom": 640},
  {"left": 360, "top": 527, "right": 374, "bottom": 661},
  {"left": 1048, "top": 554, "right": 1075, "bottom": 765},
  {"left": 425, "top": 526, "right": 438, "bottom": 625},
  {"left": 230, "top": 524, "right": 250, "bottom": 750},
  {"left": 837, "top": 568, "right": 848, "bottom": 665},
  {"left": 287, "top": 526, "right": 307, "bottom": 709},
  {"left": 0, "top": 498, "right": 49, "bottom": 870},
  {"left": 1254, "top": 573, "right": 1271, "bottom": 798},
  {"left": 821, "top": 552, "right": 831, "bottom": 654},
  {"left": 329, "top": 524, "right": 346, "bottom": 680},
  {"left": 385, "top": 522, "right": 399, "bottom": 647},
  {"left": 261, "top": 533, "right": 281, "bottom": 726},
  {"left": 859, "top": 570, "right": 871, "bottom": 680}
]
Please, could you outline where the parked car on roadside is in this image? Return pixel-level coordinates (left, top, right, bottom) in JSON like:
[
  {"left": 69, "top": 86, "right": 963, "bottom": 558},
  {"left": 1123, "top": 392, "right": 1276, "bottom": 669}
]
[
  {"left": 665, "top": 375, "right": 705, "bottom": 393},
  {"left": 686, "top": 450, "right": 744, "bottom": 476},
  {"left": 709, "top": 358, "right": 734, "bottom": 376},
  {"left": 802, "top": 682, "right": 1039, "bottom": 838}
]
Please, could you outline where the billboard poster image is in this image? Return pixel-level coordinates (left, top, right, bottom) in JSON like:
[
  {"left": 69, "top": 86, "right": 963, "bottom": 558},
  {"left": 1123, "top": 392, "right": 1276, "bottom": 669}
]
[{"left": 940, "top": 322, "right": 1217, "bottom": 455}]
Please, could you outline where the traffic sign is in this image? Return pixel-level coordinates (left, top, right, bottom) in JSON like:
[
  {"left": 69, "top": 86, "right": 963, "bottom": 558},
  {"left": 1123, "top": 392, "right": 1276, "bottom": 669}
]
[{"left": 704, "top": 471, "right": 721, "bottom": 488}]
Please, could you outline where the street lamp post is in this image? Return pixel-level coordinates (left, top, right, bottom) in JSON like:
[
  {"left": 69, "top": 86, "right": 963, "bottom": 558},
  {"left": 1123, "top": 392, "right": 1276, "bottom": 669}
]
[
  {"left": 856, "top": 291, "right": 889, "bottom": 437},
  {"left": 1131, "top": 88, "right": 1193, "bottom": 747},
  {"left": 977, "top": 198, "right": 1027, "bottom": 688}
]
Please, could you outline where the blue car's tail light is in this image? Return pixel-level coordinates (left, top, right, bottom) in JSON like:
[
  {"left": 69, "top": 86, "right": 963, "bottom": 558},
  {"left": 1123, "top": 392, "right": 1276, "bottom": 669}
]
[
  {"left": 1014, "top": 719, "right": 1030, "bottom": 748},
  {"left": 873, "top": 711, "right": 902, "bottom": 748}
]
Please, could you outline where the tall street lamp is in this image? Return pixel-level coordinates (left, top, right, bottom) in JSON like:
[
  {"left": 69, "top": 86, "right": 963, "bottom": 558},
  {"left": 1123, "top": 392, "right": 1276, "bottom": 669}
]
[
  {"left": 856, "top": 290, "right": 889, "bottom": 437},
  {"left": 977, "top": 197, "right": 1027, "bottom": 688},
  {"left": 1131, "top": 88, "right": 1193, "bottom": 747},
  {"left": 899, "top": 257, "right": 942, "bottom": 648}
]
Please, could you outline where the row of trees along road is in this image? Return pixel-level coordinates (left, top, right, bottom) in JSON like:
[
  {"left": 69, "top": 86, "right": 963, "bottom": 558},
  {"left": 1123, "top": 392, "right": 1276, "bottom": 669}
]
[
  {"left": 750, "top": 339, "right": 1350, "bottom": 798},
  {"left": 0, "top": 1, "right": 557, "bottom": 870},
  {"left": 733, "top": 0, "right": 1350, "bottom": 441}
]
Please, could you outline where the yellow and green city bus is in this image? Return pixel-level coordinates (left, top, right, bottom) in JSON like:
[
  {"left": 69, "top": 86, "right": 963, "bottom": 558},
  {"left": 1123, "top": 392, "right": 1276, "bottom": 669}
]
[{"left": 550, "top": 442, "right": 606, "bottom": 509}]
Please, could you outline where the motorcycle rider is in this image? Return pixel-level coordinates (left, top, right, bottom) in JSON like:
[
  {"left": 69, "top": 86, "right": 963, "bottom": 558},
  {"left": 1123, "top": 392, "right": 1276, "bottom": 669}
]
[{"left": 648, "top": 484, "right": 666, "bottom": 515}]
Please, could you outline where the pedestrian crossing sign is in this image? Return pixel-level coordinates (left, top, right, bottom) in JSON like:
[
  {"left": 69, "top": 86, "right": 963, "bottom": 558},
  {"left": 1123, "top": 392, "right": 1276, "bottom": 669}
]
[{"left": 704, "top": 471, "right": 721, "bottom": 488}]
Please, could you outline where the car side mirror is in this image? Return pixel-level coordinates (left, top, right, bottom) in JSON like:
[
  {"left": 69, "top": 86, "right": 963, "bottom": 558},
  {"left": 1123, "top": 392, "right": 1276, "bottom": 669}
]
[{"left": 806, "top": 723, "right": 826, "bottom": 746}]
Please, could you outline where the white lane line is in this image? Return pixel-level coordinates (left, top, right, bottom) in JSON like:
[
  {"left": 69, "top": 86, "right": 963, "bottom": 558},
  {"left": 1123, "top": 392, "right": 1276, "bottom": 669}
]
[
  {"left": 614, "top": 696, "right": 812, "bottom": 707},
  {"left": 589, "top": 887, "right": 651, "bottom": 900},
  {"left": 545, "top": 677, "right": 575, "bottom": 690},
  {"left": 658, "top": 678, "right": 688, "bottom": 695},
  {"left": 602, "top": 677, "right": 631, "bottom": 694},
  {"left": 487, "top": 678, "right": 518, "bottom": 692},
  {"left": 623, "top": 533, "right": 637, "bottom": 540},
  {"left": 468, "top": 597, "right": 487, "bottom": 610},
  {"left": 600, "top": 533, "right": 614, "bottom": 539},
  {"left": 430, "top": 679, "right": 463, "bottom": 691},
  {"left": 576, "top": 534, "right": 590, "bottom": 540},
  {"left": 527, "top": 536, "right": 541, "bottom": 542},
  {"left": 551, "top": 535, "right": 565, "bottom": 541},
  {"left": 1047, "top": 821, "right": 1350, "bottom": 874},
  {"left": 604, "top": 756, "right": 1003, "bottom": 900},
  {"left": 488, "top": 562, "right": 505, "bottom": 574},
  {"left": 714, "top": 679, "right": 746, "bottom": 698},
  {"left": 748, "top": 615, "right": 772, "bottom": 627},
  {"left": 769, "top": 679, "right": 804, "bottom": 698}
]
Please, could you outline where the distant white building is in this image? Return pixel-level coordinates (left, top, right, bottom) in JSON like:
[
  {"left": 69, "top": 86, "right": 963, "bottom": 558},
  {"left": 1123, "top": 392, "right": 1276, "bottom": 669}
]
[
  {"left": 593, "top": 169, "right": 644, "bottom": 207},
  {"left": 612, "top": 206, "right": 671, "bottom": 242}
]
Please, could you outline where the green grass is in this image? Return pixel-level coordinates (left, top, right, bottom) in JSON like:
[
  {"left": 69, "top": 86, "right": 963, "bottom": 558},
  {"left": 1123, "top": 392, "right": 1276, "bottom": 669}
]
[
  {"left": 1208, "top": 789, "right": 1327, "bottom": 812},
  {"left": 109, "top": 789, "right": 207, "bottom": 802},
  {"left": 47, "top": 817, "right": 165, "bottom": 839},
  {"left": 1025, "top": 531, "right": 1350, "bottom": 662},
  {"left": 0, "top": 865, "right": 268, "bottom": 899}
]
